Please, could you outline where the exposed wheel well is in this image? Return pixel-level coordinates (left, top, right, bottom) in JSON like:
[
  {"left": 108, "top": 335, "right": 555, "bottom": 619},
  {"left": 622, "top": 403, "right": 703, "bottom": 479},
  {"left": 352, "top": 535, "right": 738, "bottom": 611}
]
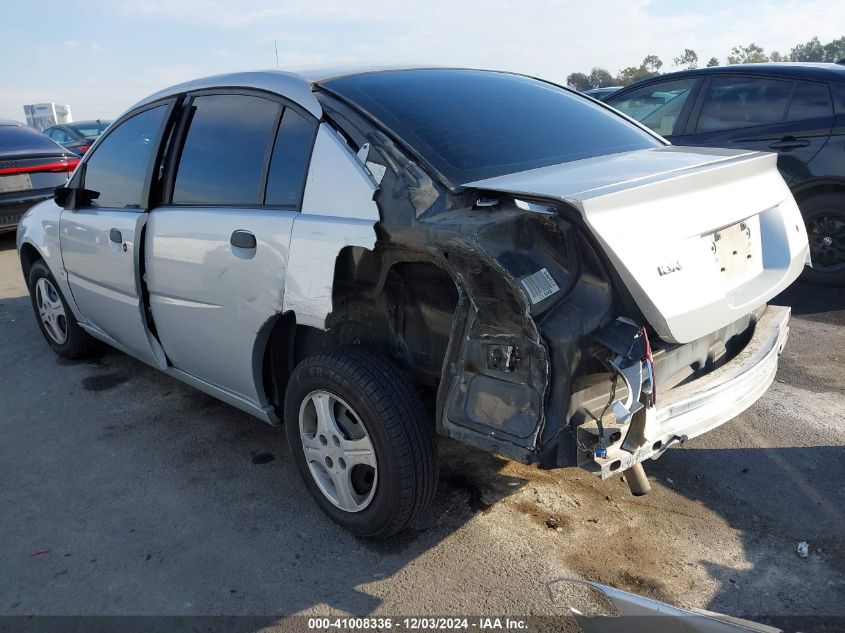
[
  {"left": 261, "top": 251, "right": 461, "bottom": 418},
  {"left": 793, "top": 182, "right": 845, "bottom": 206},
  {"left": 18, "top": 243, "right": 42, "bottom": 286}
]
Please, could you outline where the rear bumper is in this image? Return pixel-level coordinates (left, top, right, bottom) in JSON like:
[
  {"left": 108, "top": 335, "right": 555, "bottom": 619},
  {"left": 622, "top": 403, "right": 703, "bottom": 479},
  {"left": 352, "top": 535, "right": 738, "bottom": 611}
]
[{"left": 591, "top": 304, "right": 790, "bottom": 477}]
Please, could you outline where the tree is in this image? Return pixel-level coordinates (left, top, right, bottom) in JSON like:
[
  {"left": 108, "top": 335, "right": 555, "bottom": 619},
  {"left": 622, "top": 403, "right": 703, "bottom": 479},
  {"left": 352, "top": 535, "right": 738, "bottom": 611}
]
[
  {"left": 823, "top": 36, "right": 845, "bottom": 62},
  {"left": 789, "top": 36, "right": 824, "bottom": 62},
  {"left": 673, "top": 49, "right": 698, "bottom": 69},
  {"left": 566, "top": 72, "right": 591, "bottom": 91},
  {"left": 706, "top": 57, "right": 719, "bottom": 67},
  {"left": 588, "top": 67, "right": 615, "bottom": 89},
  {"left": 769, "top": 51, "right": 788, "bottom": 62},
  {"left": 727, "top": 43, "right": 769, "bottom": 64},
  {"left": 642, "top": 55, "right": 664, "bottom": 74}
]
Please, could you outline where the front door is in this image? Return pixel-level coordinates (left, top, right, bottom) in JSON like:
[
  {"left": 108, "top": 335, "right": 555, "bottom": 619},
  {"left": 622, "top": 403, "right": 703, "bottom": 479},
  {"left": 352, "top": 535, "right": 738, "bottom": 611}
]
[
  {"left": 60, "top": 103, "right": 172, "bottom": 368},
  {"left": 145, "top": 93, "right": 317, "bottom": 402}
]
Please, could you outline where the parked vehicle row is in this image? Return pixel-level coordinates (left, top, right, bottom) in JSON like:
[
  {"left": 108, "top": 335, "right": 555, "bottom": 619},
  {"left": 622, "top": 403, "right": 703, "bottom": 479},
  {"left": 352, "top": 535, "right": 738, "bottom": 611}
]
[
  {"left": 600, "top": 63, "right": 845, "bottom": 285},
  {"left": 0, "top": 120, "right": 78, "bottom": 234},
  {"left": 18, "top": 68, "right": 807, "bottom": 537},
  {"left": 43, "top": 119, "right": 111, "bottom": 156}
]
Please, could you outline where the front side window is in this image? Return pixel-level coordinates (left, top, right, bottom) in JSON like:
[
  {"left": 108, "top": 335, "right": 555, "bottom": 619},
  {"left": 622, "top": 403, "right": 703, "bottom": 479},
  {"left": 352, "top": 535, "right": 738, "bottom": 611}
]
[
  {"left": 786, "top": 81, "right": 834, "bottom": 121},
  {"left": 83, "top": 105, "right": 167, "bottom": 209},
  {"left": 606, "top": 78, "right": 697, "bottom": 137},
  {"left": 695, "top": 76, "right": 793, "bottom": 133},
  {"left": 264, "top": 108, "right": 315, "bottom": 207},
  {"left": 172, "top": 94, "right": 280, "bottom": 206}
]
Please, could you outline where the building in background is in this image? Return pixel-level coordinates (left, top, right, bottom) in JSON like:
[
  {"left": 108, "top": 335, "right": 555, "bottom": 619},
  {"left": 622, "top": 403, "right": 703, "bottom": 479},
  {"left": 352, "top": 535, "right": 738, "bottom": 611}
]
[{"left": 23, "top": 103, "right": 72, "bottom": 131}]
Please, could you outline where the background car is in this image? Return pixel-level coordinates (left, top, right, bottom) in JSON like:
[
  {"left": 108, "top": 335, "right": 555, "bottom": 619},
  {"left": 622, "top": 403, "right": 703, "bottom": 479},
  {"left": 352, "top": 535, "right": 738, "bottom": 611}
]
[
  {"left": 604, "top": 63, "right": 845, "bottom": 285},
  {"left": 43, "top": 119, "right": 111, "bottom": 155},
  {"left": 583, "top": 86, "right": 622, "bottom": 99},
  {"left": 0, "top": 120, "right": 78, "bottom": 233}
]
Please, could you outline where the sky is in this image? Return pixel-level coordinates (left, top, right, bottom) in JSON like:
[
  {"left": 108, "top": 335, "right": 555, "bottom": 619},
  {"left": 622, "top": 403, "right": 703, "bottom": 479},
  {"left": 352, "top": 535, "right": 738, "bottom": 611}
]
[{"left": 2, "top": 0, "right": 843, "bottom": 121}]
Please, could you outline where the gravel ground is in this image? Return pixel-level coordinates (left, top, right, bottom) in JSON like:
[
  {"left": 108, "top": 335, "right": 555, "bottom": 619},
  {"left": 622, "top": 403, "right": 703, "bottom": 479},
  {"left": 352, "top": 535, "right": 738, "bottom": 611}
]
[{"left": 0, "top": 232, "right": 842, "bottom": 632}]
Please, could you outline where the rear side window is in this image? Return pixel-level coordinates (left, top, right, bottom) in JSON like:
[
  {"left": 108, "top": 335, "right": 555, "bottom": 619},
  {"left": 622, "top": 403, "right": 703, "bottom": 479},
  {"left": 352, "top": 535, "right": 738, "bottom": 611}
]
[
  {"left": 173, "top": 94, "right": 280, "bottom": 206},
  {"left": 322, "top": 70, "right": 660, "bottom": 185},
  {"left": 264, "top": 108, "right": 315, "bottom": 207},
  {"left": 696, "top": 76, "right": 793, "bottom": 133},
  {"left": 606, "top": 78, "right": 697, "bottom": 137},
  {"left": 786, "top": 81, "right": 834, "bottom": 121},
  {"left": 83, "top": 105, "right": 168, "bottom": 209},
  {"left": 833, "top": 83, "right": 845, "bottom": 114},
  {"left": 0, "top": 125, "right": 64, "bottom": 152}
]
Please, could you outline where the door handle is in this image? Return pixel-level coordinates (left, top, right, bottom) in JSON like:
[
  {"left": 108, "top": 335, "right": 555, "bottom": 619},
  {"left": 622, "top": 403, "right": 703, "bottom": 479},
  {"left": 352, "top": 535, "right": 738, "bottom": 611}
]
[
  {"left": 230, "top": 230, "right": 256, "bottom": 249},
  {"left": 109, "top": 228, "right": 122, "bottom": 244},
  {"left": 768, "top": 137, "right": 810, "bottom": 150}
]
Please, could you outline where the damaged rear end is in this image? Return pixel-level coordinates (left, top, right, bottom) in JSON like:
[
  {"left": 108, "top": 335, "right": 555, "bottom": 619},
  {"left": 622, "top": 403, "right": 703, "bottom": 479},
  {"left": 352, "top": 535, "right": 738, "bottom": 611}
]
[{"left": 467, "top": 145, "right": 808, "bottom": 483}]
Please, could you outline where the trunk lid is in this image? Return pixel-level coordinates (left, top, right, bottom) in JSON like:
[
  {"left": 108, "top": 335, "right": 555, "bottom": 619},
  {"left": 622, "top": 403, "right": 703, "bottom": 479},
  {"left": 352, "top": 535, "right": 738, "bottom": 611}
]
[{"left": 465, "top": 146, "right": 809, "bottom": 343}]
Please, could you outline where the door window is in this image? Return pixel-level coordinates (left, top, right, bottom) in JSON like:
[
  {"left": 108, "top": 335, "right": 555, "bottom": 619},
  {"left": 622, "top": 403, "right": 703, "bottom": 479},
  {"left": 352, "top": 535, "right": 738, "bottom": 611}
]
[
  {"left": 606, "top": 78, "right": 697, "bottom": 136},
  {"left": 264, "top": 108, "right": 315, "bottom": 207},
  {"left": 695, "top": 76, "right": 793, "bottom": 133},
  {"left": 786, "top": 81, "right": 834, "bottom": 121},
  {"left": 172, "top": 94, "right": 280, "bottom": 206},
  {"left": 83, "top": 105, "right": 168, "bottom": 209}
]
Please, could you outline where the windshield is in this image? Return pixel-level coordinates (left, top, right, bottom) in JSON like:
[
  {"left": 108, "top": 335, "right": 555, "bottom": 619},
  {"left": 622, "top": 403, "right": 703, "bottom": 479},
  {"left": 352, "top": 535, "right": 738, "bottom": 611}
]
[{"left": 321, "top": 69, "right": 662, "bottom": 185}]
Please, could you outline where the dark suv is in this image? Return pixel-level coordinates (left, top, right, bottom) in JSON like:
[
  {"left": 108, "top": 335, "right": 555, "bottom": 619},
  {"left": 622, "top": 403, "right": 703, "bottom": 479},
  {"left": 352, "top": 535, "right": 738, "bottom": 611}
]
[{"left": 605, "top": 63, "right": 845, "bottom": 285}]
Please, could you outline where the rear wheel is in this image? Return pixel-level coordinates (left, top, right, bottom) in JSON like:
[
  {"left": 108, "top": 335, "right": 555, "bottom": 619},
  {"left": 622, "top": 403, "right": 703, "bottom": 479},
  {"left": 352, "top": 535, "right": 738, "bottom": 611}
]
[
  {"left": 284, "top": 348, "right": 437, "bottom": 538},
  {"left": 800, "top": 193, "right": 845, "bottom": 286},
  {"left": 28, "top": 259, "right": 99, "bottom": 358}
]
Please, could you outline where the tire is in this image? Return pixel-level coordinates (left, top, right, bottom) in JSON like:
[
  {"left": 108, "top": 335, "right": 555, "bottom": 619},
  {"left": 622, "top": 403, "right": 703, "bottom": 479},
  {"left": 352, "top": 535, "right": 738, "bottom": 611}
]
[
  {"left": 27, "top": 259, "right": 100, "bottom": 359},
  {"left": 799, "top": 193, "right": 845, "bottom": 286},
  {"left": 284, "top": 348, "right": 438, "bottom": 538}
]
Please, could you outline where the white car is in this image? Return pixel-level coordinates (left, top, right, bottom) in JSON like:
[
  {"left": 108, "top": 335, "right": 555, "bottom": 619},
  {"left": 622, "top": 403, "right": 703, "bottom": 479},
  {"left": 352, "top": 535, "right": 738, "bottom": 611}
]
[{"left": 17, "top": 68, "right": 808, "bottom": 537}]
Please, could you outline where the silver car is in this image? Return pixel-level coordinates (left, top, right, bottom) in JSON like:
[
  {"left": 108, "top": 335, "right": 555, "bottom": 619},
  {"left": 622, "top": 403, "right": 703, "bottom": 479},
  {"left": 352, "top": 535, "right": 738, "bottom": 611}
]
[{"left": 17, "top": 68, "right": 808, "bottom": 537}]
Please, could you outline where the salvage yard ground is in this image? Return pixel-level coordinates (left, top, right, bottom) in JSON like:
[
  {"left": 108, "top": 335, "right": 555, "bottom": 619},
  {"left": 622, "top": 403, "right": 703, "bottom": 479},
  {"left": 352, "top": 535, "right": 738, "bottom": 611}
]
[{"left": 0, "top": 232, "right": 843, "bottom": 632}]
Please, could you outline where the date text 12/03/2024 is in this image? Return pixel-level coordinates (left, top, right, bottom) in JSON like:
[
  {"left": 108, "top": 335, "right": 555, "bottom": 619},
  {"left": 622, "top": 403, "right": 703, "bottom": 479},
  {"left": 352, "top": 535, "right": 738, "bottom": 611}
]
[{"left": 307, "top": 617, "right": 529, "bottom": 630}]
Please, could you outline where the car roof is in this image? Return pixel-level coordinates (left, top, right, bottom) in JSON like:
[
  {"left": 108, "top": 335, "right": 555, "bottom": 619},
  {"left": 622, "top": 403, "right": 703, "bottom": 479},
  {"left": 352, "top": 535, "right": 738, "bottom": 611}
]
[
  {"left": 0, "top": 119, "right": 25, "bottom": 127},
  {"left": 69, "top": 119, "right": 112, "bottom": 125},
  {"left": 617, "top": 62, "right": 845, "bottom": 93},
  {"left": 127, "top": 67, "right": 561, "bottom": 122},
  {"left": 130, "top": 70, "right": 324, "bottom": 118}
]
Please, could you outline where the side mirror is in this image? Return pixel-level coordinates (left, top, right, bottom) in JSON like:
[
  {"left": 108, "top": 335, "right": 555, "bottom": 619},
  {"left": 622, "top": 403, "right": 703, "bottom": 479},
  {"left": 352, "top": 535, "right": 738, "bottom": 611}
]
[{"left": 54, "top": 186, "right": 72, "bottom": 208}]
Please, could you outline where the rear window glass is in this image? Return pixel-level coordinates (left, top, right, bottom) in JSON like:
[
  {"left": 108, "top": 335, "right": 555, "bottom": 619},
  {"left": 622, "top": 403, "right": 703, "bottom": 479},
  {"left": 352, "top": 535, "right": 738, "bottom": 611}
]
[
  {"left": 265, "top": 108, "right": 315, "bottom": 207},
  {"left": 71, "top": 121, "right": 110, "bottom": 138},
  {"left": 322, "top": 70, "right": 660, "bottom": 185},
  {"left": 0, "top": 125, "right": 64, "bottom": 152},
  {"left": 696, "top": 76, "right": 793, "bottom": 133},
  {"left": 173, "top": 94, "right": 280, "bottom": 206}
]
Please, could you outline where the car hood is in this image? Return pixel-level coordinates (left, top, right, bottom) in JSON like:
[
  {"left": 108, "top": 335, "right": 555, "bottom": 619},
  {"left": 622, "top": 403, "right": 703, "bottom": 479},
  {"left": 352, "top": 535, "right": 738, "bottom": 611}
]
[{"left": 465, "top": 146, "right": 809, "bottom": 344}]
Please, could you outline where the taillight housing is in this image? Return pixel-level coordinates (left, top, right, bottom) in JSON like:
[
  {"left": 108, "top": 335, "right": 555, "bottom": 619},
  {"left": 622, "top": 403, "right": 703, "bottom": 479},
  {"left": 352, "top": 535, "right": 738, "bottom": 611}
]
[{"left": 0, "top": 157, "right": 80, "bottom": 176}]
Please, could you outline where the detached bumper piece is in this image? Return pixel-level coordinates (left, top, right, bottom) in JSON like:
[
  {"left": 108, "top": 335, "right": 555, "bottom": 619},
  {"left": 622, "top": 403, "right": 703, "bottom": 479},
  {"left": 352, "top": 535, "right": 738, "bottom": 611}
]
[{"left": 578, "top": 305, "right": 790, "bottom": 478}]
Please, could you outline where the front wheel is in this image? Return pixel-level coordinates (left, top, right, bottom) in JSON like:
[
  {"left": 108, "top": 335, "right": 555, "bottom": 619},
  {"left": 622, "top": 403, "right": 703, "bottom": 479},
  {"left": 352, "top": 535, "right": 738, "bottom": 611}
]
[
  {"left": 800, "top": 193, "right": 845, "bottom": 286},
  {"left": 27, "top": 259, "right": 99, "bottom": 358},
  {"left": 284, "top": 348, "right": 438, "bottom": 538}
]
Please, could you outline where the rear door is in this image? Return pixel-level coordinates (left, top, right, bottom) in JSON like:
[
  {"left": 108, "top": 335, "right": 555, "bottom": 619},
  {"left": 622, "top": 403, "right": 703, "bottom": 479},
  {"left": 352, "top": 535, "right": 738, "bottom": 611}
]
[
  {"left": 678, "top": 75, "right": 835, "bottom": 185},
  {"left": 145, "top": 92, "right": 316, "bottom": 403},
  {"left": 60, "top": 102, "right": 173, "bottom": 368}
]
